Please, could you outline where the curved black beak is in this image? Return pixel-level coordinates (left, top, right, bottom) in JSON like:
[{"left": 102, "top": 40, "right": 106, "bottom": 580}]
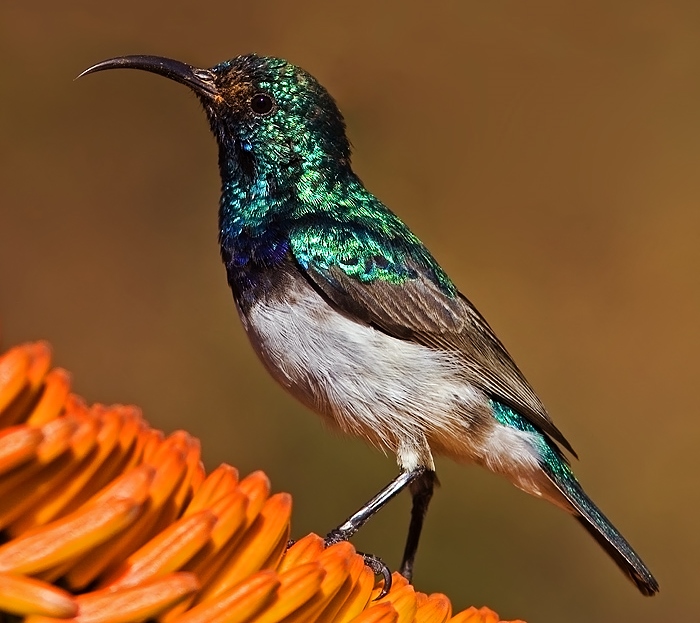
[{"left": 77, "top": 55, "right": 218, "bottom": 99}]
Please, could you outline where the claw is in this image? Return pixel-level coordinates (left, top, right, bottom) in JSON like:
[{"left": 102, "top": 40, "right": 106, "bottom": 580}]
[
  {"left": 324, "top": 532, "right": 393, "bottom": 598},
  {"left": 358, "top": 551, "right": 392, "bottom": 599}
]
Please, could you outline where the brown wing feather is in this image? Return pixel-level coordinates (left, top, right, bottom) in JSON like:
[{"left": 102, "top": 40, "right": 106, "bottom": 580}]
[{"left": 303, "top": 262, "right": 577, "bottom": 458}]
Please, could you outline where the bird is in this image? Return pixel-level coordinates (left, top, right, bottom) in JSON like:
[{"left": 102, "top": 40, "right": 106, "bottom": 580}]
[{"left": 79, "top": 53, "right": 659, "bottom": 597}]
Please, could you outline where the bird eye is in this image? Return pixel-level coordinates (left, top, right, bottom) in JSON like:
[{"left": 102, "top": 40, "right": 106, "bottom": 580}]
[{"left": 250, "top": 93, "right": 275, "bottom": 115}]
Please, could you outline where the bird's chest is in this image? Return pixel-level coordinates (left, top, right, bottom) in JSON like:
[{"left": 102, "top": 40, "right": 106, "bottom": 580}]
[
  {"left": 235, "top": 273, "right": 369, "bottom": 409},
  {"left": 220, "top": 227, "right": 292, "bottom": 311}
]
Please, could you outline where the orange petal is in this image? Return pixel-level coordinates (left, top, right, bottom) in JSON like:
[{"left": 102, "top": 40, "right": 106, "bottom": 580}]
[
  {"left": 158, "top": 466, "right": 265, "bottom": 615},
  {"left": 193, "top": 488, "right": 250, "bottom": 563},
  {"left": 0, "top": 571, "right": 77, "bottom": 618},
  {"left": 65, "top": 456, "right": 185, "bottom": 589},
  {"left": 331, "top": 563, "right": 376, "bottom": 623},
  {"left": 24, "top": 341, "right": 53, "bottom": 389},
  {"left": 8, "top": 415, "right": 100, "bottom": 535},
  {"left": 316, "top": 548, "right": 369, "bottom": 622},
  {"left": 0, "top": 496, "right": 141, "bottom": 574},
  {"left": 141, "top": 428, "right": 166, "bottom": 463},
  {"left": 197, "top": 492, "right": 291, "bottom": 603},
  {"left": 144, "top": 431, "right": 186, "bottom": 469},
  {"left": 449, "top": 606, "right": 502, "bottom": 623},
  {"left": 73, "top": 572, "right": 199, "bottom": 622},
  {"left": 82, "top": 463, "right": 155, "bottom": 509},
  {"left": 0, "top": 424, "right": 43, "bottom": 475},
  {"left": 159, "top": 489, "right": 250, "bottom": 622},
  {"left": 143, "top": 443, "right": 188, "bottom": 507},
  {"left": 119, "top": 419, "right": 150, "bottom": 468},
  {"left": 172, "top": 469, "right": 269, "bottom": 608},
  {"left": 415, "top": 593, "right": 452, "bottom": 623},
  {"left": 33, "top": 465, "right": 153, "bottom": 579},
  {"left": 102, "top": 509, "right": 216, "bottom": 590},
  {"left": 26, "top": 368, "right": 72, "bottom": 426},
  {"left": 167, "top": 570, "right": 280, "bottom": 623},
  {"left": 0, "top": 345, "right": 30, "bottom": 415},
  {"left": 184, "top": 464, "right": 240, "bottom": 517},
  {"left": 34, "top": 460, "right": 150, "bottom": 586},
  {"left": 377, "top": 584, "right": 417, "bottom": 623},
  {"left": 15, "top": 412, "right": 122, "bottom": 529},
  {"left": 63, "top": 393, "right": 90, "bottom": 419},
  {"left": 189, "top": 461, "right": 206, "bottom": 492},
  {"left": 67, "top": 408, "right": 143, "bottom": 508},
  {"left": 248, "top": 562, "right": 325, "bottom": 623},
  {"left": 0, "top": 418, "right": 95, "bottom": 536},
  {"left": 371, "top": 572, "right": 409, "bottom": 602},
  {"left": 168, "top": 433, "right": 202, "bottom": 509},
  {"left": 0, "top": 413, "right": 77, "bottom": 504},
  {"left": 259, "top": 528, "right": 289, "bottom": 572},
  {"left": 66, "top": 412, "right": 100, "bottom": 458},
  {"left": 148, "top": 433, "right": 203, "bottom": 534},
  {"left": 36, "top": 415, "right": 80, "bottom": 461},
  {"left": 280, "top": 541, "right": 354, "bottom": 623},
  {"left": 348, "top": 601, "right": 399, "bottom": 623},
  {"left": 0, "top": 342, "right": 53, "bottom": 427},
  {"left": 277, "top": 533, "right": 325, "bottom": 572},
  {"left": 236, "top": 470, "right": 271, "bottom": 526},
  {"left": 115, "top": 406, "right": 143, "bottom": 449}
]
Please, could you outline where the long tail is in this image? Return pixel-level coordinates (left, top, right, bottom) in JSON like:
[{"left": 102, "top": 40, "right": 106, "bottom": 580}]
[
  {"left": 538, "top": 446, "right": 659, "bottom": 596},
  {"left": 489, "top": 399, "right": 658, "bottom": 595}
]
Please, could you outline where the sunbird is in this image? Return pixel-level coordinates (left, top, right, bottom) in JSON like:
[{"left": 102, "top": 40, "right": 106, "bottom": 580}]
[{"left": 80, "top": 54, "right": 658, "bottom": 596}]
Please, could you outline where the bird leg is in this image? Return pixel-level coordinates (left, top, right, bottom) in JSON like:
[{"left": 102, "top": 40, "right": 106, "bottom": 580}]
[
  {"left": 325, "top": 466, "right": 427, "bottom": 544},
  {"left": 324, "top": 466, "right": 427, "bottom": 597},
  {"left": 399, "top": 468, "right": 437, "bottom": 581}
]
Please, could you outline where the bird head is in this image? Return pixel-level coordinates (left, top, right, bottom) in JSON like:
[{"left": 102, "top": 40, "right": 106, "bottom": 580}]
[{"left": 79, "top": 54, "right": 351, "bottom": 177}]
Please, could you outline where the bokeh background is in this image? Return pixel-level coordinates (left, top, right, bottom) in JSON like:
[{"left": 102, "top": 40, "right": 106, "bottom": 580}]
[{"left": 1, "top": 2, "right": 697, "bottom": 621}]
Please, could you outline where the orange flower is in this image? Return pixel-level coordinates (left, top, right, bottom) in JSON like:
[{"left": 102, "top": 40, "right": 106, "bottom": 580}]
[{"left": 0, "top": 340, "right": 526, "bottom": 623}]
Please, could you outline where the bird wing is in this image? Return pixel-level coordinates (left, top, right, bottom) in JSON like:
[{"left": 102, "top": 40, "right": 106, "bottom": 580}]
[{"left": 292, "top": 242, "right": 577, "bottom": 457}]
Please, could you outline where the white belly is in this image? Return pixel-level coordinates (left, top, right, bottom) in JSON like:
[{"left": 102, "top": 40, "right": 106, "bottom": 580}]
[{"left": 241, "top": 280, "right": 504, "bottom": 471}]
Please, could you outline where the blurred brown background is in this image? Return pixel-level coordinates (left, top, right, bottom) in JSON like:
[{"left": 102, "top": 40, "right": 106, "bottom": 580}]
[{"left": 1, "top": 1, "right": 697, "bottom": 621}]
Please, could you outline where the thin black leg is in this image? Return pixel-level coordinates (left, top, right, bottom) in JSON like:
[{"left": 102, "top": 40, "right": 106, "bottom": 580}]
[{"left": 399, "top": 469, "right": 437, "bottom": 581}]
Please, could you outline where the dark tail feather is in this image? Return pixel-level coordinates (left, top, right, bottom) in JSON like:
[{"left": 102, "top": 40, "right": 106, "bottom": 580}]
[
  {"left": 541, "top": 457, "right": 659, "bottom": 596},
  {"left": 573, "top": 513, "right": 658, "bottom": 596}
]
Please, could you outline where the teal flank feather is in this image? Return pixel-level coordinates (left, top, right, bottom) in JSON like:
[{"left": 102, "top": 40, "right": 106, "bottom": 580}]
[{"left": 490, "top": 399, "right": 658, "bottom": 595}]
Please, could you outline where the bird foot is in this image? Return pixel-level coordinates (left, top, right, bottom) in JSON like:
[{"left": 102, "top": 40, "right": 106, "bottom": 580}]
[
  {"left": 324, "top": 530, "right": 392, "bottom": 598},
  {"left": 324, "top": 527, "right": 352, "bottom": 546},
  {"left": 358, "top": 551, "right": 393, "bottom": 598}
]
